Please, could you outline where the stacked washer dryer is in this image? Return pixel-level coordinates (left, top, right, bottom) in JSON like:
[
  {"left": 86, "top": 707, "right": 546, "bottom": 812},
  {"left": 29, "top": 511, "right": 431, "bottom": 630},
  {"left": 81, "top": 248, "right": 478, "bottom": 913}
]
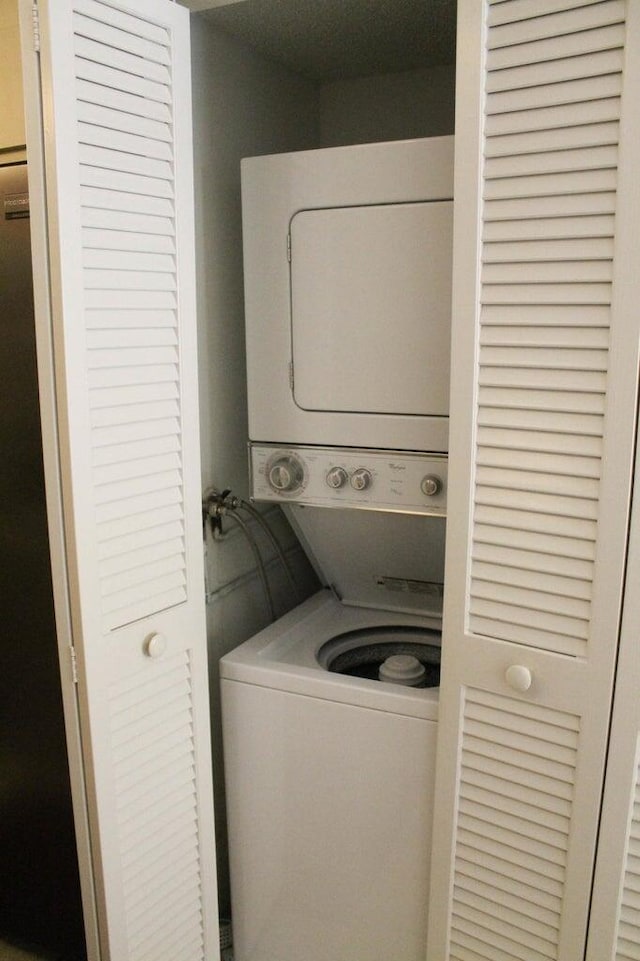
[{"left": 221, "top": 136, "right": 454, "bottom": 961}]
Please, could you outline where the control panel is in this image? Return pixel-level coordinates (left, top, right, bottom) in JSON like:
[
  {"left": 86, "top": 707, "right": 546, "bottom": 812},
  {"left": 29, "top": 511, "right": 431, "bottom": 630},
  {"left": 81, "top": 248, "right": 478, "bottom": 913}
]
[{"left": 250, "top": 444, "right": 447, "bottom": 515}]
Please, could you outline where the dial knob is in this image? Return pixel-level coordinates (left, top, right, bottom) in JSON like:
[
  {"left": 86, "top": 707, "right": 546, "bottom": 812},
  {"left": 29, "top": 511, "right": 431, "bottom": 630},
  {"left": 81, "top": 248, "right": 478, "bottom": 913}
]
[
  {"left": 350, "top": 468, "right": 372, "bottom": 492},
  {"left": 326, "top": 466, "right": 348, "bottom": 490},
  {"left": 421, "top": 474, "right": 442, "bottom": 497},
  {"left": 267, "top": 455, "right": 305, "bottom": 494}
]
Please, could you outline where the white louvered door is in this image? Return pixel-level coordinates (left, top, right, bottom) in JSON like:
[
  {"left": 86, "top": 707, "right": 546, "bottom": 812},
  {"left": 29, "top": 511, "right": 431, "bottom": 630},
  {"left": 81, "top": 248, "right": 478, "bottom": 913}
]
[
  {"left": 20, "top": 1, "right": 218, "bottom": 959},
  {"left": 428, "top": 2, "right": 640, "bottom": 959},
  {"left": 587, "top": 404, "right": 640, "bottom": 960},
  {"left": 586, "top": 5, "right": 640, "bottom": 947}
]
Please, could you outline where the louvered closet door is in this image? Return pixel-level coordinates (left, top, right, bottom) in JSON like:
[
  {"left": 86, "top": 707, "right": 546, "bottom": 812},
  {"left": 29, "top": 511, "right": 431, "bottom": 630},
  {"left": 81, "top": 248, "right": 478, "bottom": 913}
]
[
  {"left": 428, "top": 2, "right": 640, "bottom": 960},
  {"left": 587, "top": 403, "right": 640, "bottom": 960},
  {"left": 27, "top": 1, "right": 218, "bottom": 959},
  {"left": 586, "top": 5, "right": 640, "bottom": 949}
]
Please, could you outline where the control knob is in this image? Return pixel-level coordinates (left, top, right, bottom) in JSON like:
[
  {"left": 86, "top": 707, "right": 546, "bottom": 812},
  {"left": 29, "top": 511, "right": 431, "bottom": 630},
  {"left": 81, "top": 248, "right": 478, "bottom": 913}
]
[
  {"left": 267, "top": 454, "right": 305, "bottom": 494},
  {"left": 421, "top": 474, "right": 442, "bottom": 497},
  {"left": 326, "top": 466, "right": 348, "bottom": 490},
  {"left": 350, "top": 468, "right": 372, "bottom": 492}
]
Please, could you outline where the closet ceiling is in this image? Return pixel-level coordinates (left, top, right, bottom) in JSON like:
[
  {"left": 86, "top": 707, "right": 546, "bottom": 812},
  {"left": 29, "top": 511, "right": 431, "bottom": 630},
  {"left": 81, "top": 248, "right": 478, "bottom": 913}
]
[{"left": 184, "top": 0, "right": 457, "bottom": 81}]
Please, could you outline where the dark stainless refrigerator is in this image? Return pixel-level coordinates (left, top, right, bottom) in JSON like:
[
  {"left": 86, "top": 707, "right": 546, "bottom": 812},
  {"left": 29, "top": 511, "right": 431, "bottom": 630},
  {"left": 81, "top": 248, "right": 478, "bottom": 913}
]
[{"left": 0, "top": 161, "right": 86, "bottom": 960}]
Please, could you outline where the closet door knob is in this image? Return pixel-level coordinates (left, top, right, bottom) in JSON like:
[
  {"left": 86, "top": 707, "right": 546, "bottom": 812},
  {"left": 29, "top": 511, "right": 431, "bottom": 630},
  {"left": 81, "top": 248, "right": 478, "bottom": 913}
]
[
  {"left": 144, "top": 632, "right": 167, "bottom": 659},
  {"left": 505, "top": 664, "right": 532, "bottom": 693}
]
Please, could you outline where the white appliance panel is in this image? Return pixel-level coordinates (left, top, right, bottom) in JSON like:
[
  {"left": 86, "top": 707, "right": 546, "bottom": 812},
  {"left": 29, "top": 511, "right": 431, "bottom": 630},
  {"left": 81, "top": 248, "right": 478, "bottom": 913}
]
[
  {"left": 250, "top": 443, "right": 447, "bottom": 515},
  {"left": 290, "top": 201, "right": 452, "bottom": 416},
  {"left": 242, "top": 136, "right": 453, "bottom": 453},
  {"left": 222, "top": 679, "right": 437, "bottom": 961}
]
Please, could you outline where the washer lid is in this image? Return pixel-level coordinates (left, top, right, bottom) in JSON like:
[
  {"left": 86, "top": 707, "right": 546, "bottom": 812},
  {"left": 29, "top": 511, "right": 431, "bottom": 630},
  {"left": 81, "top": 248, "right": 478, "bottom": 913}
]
[{"left": 285, "top": 504, "right": 445, "bottom": 618}]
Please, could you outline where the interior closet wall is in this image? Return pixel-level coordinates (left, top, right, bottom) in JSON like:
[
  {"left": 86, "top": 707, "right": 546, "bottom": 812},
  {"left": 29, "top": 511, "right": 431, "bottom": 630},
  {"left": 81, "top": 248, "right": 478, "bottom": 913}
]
[
  {"left": 319, "top": 62, "right": 455, "bottom": 146},
  {"left": 190, "top": 17, "right": 321, "bottom": 915}
]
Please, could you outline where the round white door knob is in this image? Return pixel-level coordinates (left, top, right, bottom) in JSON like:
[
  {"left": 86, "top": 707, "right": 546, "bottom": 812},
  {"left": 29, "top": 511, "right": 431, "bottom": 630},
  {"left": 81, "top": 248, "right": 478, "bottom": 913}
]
[
  {"left": 144, "top": 632, "right": 167, "bottom": 659},
  {"left": 505, "top": 664, "right": 532, "bottom": 692}
]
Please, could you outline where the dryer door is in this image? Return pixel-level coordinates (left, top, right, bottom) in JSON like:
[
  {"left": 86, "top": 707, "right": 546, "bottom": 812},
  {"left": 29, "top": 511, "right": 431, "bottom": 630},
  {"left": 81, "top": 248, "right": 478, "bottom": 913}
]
[{"left": 290, "top": 201, "right": 452, "bottom": 418}]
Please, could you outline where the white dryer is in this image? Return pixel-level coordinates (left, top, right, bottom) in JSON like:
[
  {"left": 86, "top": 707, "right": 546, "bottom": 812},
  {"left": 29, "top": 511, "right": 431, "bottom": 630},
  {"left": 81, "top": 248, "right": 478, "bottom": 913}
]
[
  {"left": 221, "top": 460, "right": 446, "bottom": 961},
  {"left": 241, "top": 136, "right": 453, "bottom": 455}
]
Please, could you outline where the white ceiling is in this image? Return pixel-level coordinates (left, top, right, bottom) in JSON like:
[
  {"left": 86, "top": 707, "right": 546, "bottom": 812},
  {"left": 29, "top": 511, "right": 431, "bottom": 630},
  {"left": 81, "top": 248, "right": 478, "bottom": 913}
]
[{"left": 186, "top": 0, "right": 457, "bottom": 82}]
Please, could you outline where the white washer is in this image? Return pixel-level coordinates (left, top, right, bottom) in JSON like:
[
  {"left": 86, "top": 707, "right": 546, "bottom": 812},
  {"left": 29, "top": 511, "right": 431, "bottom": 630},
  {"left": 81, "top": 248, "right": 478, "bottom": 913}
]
[
  {"left": 221, "top": 460, "right": 446, "bottom": 961},
  {"left": 221, "top": 592, "right": 440, "bottom": 961}
]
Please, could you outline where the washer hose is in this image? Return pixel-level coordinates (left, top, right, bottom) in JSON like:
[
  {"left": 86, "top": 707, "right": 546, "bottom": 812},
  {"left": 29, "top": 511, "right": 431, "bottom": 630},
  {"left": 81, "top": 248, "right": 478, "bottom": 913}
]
[
  {"left": 239, "top": 499, "right": 301, "bottom": 603},
  {"left": 223, "top": 509, "right": 276, "bottom": 622}
]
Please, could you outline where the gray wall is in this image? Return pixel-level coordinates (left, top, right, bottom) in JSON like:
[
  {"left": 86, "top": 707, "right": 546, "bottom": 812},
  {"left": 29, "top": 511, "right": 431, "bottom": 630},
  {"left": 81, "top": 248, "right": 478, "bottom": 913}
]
[
  {"left": 191, "top": 20, "right": 319, "bottom": 497},
  {"left": 319, "top": 63, "right": 456, "bottom": 146},
  {"left": 190, "top": 17, "right": 321, "bottom": 915}
]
